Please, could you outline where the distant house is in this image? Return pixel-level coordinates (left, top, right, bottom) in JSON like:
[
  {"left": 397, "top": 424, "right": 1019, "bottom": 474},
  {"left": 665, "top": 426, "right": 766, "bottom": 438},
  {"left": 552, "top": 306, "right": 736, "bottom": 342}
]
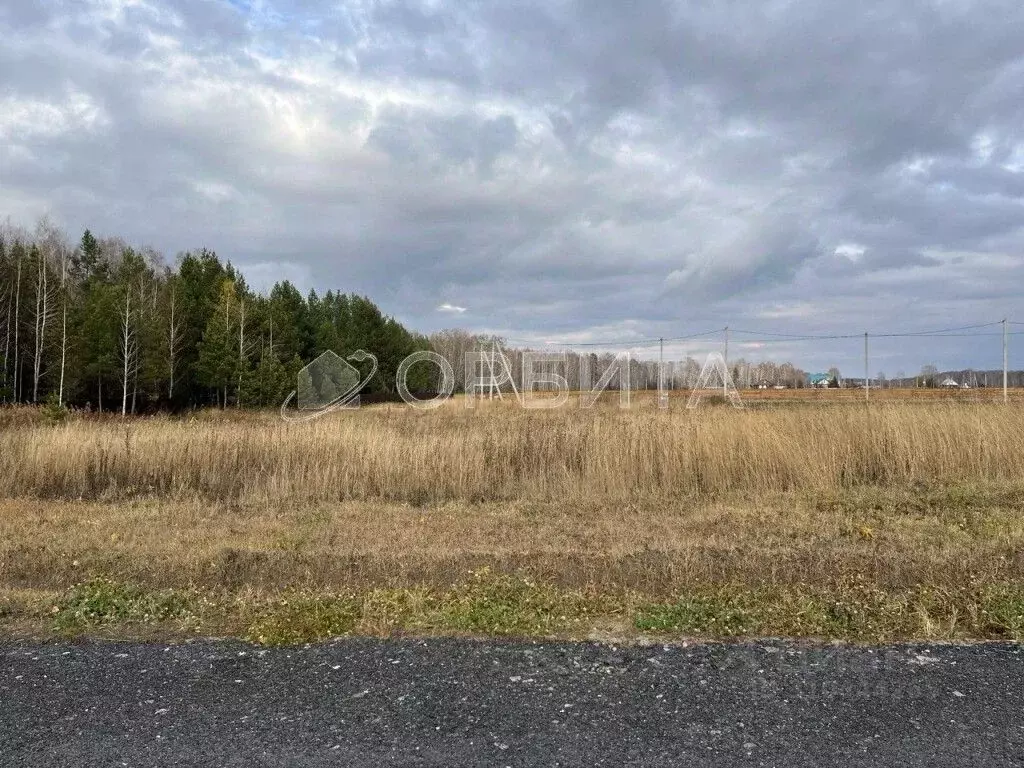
[
  {"left": 940, "top": 377, "right": 960, "bottom": 389},
  {"left": 807, "top": 373, "right": 831, "bottom": 388}
]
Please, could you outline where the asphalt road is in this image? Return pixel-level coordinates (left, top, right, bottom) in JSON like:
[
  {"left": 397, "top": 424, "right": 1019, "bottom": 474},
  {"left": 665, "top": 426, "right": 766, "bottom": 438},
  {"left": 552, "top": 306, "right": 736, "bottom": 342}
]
[{"left": 1, "top": 637, "right": 1022, "bottom": 767}]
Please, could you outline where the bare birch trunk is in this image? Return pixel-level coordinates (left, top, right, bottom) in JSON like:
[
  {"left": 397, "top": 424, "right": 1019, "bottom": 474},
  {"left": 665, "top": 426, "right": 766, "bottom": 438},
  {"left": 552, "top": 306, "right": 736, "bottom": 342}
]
[
  {"left": 58, "top": 246, "right": 68, "bottom": 406},
  {"left": 167, "top": 282, "right": 180, "bottom": 401},
  {"left": 13, "top": 252, "right": 21, "bottom": 402},
  {"left": 31, "top": 250, "right": 50, "bottom": 403},
  {"left": 121, "top": 287, "right": 132, "bottom": 417},
  {"left": 237, "top": 299, "right": 246, "bottom": 407},
  {"left": 2, "top": 280, "right": 11, "bottom": 403}
]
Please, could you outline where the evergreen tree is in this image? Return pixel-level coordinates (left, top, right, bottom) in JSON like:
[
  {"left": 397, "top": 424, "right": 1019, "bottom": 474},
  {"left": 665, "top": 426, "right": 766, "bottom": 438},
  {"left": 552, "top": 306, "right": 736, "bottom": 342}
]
[
  {"left": 197, "top": 279, "right": 241, "bottom": 407},
  {"left": 241, "top": 350, "right": 291, "bottom": 407},
  {"left": 80, "top": 280, "right": 118, "bottom": 411},
  {"left": 176, "top": 249, "right": 226, "bottom": 406},
  {"left": 268, "top": 281, "right": 309, "bottom": 363}
]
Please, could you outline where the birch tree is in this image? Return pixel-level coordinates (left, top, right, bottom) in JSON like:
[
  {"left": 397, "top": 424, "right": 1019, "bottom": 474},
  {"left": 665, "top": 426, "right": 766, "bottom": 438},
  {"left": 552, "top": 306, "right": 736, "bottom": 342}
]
[
  {"left": 0, "top": 234, "right": 10, "bottom": 402},
  {"left": 30, "top": 244, "right": 58, "bottom": 403},
  {"left": 236, "top": 296, "right": 249, "bottom": 407},
  {"left": 116, "top": 248, "right": 145, "bottom": 416},
  {"left": 119, "top": 277, "right": 136, "bottom": 416},
  {"left": 12, "top": 240, "right": 23, "bottom": 402},
  {"left": 164, "top": 271, "right": 183, "bottom": 401}
]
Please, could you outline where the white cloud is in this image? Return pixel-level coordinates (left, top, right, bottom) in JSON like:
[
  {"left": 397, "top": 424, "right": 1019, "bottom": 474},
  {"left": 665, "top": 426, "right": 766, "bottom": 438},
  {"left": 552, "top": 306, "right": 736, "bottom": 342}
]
[
  {"left": 0, "top": 93, "right": 109, "bottom": 141},
  {"left": 834, "top": 243, "right": 866, "bottom": 262},
  {"left": 437, "top": 303, "right": 467, "bottom": 313}
]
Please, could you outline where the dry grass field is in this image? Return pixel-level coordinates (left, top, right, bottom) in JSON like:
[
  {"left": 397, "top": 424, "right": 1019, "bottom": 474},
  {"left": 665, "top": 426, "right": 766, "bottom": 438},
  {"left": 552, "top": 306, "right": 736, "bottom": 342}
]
[
  {"left": 743, "top": 386, "right": 1024, "bottom": 404},
  {"left": 2, "top": 392, "right": 1024, "bottom": 644}
]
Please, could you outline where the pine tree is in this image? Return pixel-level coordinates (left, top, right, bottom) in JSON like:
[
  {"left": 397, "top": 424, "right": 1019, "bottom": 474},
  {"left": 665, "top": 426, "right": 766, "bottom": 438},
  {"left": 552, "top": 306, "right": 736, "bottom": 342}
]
[
  {"left": 80, "top": 280, "right": 118, "bottom": 412},
  {"left": 176, "top": 248, "right": 226, "bottom": 406},
  {"left": 197, "top": 279, "right": 241, "bottom": 407},
  {"left": 240, "top": 347, "right": 291, "bottom": 406}
]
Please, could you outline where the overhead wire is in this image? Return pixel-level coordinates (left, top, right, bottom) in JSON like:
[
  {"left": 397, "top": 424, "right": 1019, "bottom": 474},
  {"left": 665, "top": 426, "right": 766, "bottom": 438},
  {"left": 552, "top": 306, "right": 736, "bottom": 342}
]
[{"left": 494, "top": 320, "right": 1015, "bottom": 349}]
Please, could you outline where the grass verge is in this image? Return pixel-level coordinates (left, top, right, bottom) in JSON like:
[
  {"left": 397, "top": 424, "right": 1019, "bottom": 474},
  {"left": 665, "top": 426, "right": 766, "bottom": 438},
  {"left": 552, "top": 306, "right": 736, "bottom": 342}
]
[{"left": 3, "top": 570, "right": 1024, "bottom": 646}]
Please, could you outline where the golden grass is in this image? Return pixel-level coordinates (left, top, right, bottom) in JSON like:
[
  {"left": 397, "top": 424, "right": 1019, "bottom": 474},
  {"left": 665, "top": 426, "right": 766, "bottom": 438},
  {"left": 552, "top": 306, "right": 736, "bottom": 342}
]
[
  {"left": 3, "top": 398, "right": 1024, "bottom": 642},
  {"left": 2, "top": 485, "right": 1023, "bottom": 594},
  {"left": 739, "top": 386, "right": 1024, "bottom": 403},
  {"left": 3, "top": 397, "right": 1024, "bottom": 504}
]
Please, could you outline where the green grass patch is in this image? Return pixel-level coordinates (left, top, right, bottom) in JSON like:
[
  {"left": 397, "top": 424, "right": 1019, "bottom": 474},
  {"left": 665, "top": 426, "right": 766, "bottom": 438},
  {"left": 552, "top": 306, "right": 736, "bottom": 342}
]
[
  {"left": 245, "top": 593, "right": 362, "bottom": 646},
  {"left": 244, "top": 569, "right": 621, "bottom": 643},
  {"left": 635, "top": 592, "right": 754, "bottom": 636},
  {"left": 30, "top": 573, "right": 1024, "bottom": 645},
  {"left": 437, "top": 567, "right": 615, "bottom": 636},
  {"left": 53, "top": 578, "right": 194, "bottom": 633},
  {"left": 634, "top": 581, "right": 1024, "bottom": 642},
  {"left": 979, "top": 585, "right": 1024, "bottom": 639}
]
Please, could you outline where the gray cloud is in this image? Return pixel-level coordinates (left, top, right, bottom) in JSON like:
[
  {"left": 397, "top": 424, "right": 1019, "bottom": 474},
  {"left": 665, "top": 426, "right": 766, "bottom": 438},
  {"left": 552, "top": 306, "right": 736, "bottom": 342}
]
[{"left": 1, "top": 0, "right": 1023, "bottom": 372}]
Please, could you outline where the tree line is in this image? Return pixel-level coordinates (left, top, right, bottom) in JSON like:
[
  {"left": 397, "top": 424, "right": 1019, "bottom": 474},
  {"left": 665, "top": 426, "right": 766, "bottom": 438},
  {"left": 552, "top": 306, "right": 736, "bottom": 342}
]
[
  {"left": 428, "top": 328, "right": 814, "bottom": 392},
  {"left": 0, "top": 220, "right": 433, "bottom": 413},
  {"left": 7, "top": 219, "right": 1011, "bottom": 413}
]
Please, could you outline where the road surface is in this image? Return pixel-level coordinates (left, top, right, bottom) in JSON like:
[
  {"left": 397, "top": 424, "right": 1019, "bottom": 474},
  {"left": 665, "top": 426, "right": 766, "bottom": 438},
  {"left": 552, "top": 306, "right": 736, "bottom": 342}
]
[{"left": 1, "top": 638, "right": 1022, "bottom": 766}]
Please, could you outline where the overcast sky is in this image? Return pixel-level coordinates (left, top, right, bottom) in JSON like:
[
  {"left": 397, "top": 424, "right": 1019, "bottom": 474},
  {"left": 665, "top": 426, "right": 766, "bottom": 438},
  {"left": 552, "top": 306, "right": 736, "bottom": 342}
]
[{"left": 2, "top": 0, "right": 1023, "bottom": 373}]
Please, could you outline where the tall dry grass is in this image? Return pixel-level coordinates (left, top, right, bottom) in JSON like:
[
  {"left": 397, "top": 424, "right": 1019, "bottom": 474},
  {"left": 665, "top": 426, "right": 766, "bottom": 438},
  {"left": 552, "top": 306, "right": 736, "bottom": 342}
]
[
  {"left": 5, "top": 400, "right": 1024, "bottom": 643},
  {"left": 2, "top": 399, "right": 1023, "bottom": 504}
]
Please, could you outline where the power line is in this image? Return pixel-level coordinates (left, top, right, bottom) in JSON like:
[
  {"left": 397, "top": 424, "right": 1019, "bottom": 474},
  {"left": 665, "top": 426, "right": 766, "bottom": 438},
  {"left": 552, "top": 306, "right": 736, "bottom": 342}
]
[
  {"left": 662, "top": 328, "right": 725, "bottom": 343},
  {"left": 729, "top": 321, "right": 1003, "bottom": 341},
  {"left": 729, "top": 332, "right": 1022, "bottom": 344},
  {"left": 731, "top": 329, "right": 862, "bottom": 340},
  {"left": 874, "top": 321, "right": 1004, "bottom": 337},
  {"left": 492, "top": 320, "right": 1016, "bottom": 349},
  {"left": 501, "top": 327, "right": 724, "bottom": 348},
  {"left": 500, "top": 335, "right": 659, "bottom": 348}
]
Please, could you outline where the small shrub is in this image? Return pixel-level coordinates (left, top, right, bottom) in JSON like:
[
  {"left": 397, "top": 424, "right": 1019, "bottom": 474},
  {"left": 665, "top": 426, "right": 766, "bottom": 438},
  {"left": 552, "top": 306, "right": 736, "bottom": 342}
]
[{"left": 41, "top": 393, "right": 69, "bottom": 424}]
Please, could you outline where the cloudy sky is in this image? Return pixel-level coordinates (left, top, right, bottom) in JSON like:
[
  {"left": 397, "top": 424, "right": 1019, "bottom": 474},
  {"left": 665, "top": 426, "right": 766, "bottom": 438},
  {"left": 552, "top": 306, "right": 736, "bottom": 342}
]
[{"left": 2, "top": 0, "right": 1023, "bottom": 373}]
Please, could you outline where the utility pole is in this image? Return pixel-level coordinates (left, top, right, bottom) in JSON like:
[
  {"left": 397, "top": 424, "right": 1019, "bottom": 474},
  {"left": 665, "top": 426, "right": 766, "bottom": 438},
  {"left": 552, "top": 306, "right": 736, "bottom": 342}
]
[
  {"left": 487, "top": 341, "right": 497, "bottom": 400},
  {"left": 659, "top": 337, "right": 664, "bottom": 387},
  {"left": 864, "top": 332, "right": 869, "bottom": 403},
  {"left": 724, "top": 326, "right": 729, "bottom": 399},
  {"left": 658, "top": 337, "right": 667, "bottom": 408},
  {"left": 1003, "top": 318, "right": 1009, "bottom": 404}
]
